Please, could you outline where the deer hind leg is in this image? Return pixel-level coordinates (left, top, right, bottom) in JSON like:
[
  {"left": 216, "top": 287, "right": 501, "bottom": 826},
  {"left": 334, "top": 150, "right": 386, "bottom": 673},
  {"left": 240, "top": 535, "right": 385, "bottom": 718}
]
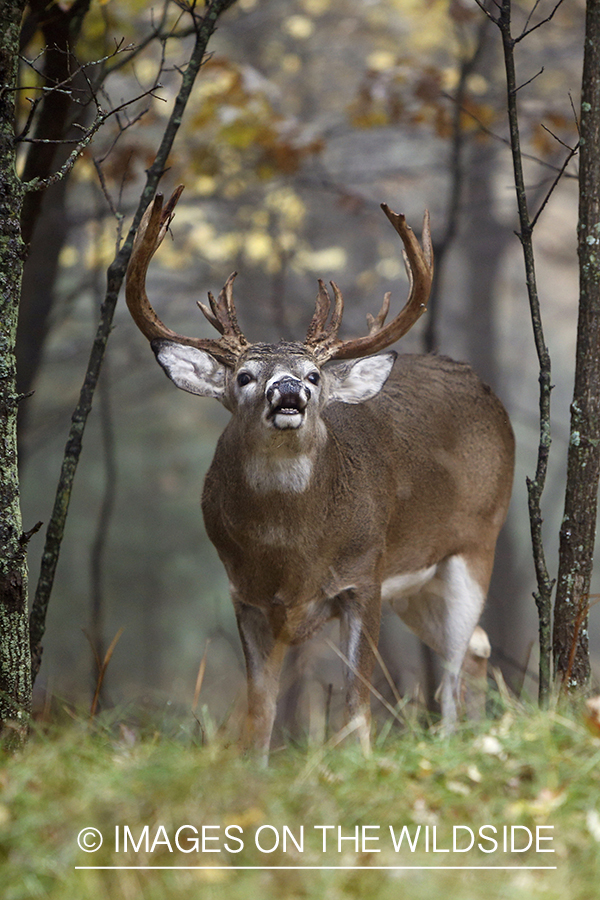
[
  {"left": 434, "top": 555, "right": 488, "bottom": 728},
  {"left": 339, "top": 592, "right": 381, "bottom": 754},
  {"left": 388, "top": 554, "right": 487, "bottom": 728},
  {"left": 461, "top": 625, "right": 491, "bottom": 720}
]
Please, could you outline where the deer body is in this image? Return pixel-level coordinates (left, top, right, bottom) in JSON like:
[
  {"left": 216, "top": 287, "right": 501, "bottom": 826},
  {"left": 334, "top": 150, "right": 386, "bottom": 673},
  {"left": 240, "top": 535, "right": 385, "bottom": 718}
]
[
  {"left": 193, "top": 349, "right": 513, "bottom": 753},
  {"left": 126, "top": 190, "right": 515, "bottom": 760}
]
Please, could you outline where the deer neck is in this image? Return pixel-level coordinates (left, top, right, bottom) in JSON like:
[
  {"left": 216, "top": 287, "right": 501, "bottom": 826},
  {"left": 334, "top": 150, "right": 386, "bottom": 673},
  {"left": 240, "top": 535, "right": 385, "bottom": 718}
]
[{"left": 229, "top": 416, "right": 329, "bottom": 496}]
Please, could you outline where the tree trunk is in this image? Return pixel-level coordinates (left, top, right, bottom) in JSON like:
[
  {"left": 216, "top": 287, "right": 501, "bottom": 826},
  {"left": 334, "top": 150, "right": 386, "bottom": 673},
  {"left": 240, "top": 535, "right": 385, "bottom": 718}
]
[
  {"left": 0, "top": 0, "right": 31, "bottom": 746},
  {"left": 16, "top": 3, "right": 94, "bottom": 449},
  {"left": 553, "top": 0, "right": 600, "bottom": 691}
]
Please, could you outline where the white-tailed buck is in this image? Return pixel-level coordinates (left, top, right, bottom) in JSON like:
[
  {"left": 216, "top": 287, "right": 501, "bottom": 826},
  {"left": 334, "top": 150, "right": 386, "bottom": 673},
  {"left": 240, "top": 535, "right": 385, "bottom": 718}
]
[{"left": 126, "top": 187, "right": 514, "bottom": 760}]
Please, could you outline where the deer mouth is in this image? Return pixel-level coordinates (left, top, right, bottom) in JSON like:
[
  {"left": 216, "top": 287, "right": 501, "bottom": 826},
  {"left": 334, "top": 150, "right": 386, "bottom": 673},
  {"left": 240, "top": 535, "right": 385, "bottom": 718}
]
[
  {"left": 265, "top": 377, "right": 311, "bottom": 430},
  {"left": 268, "top": 395, "right": 306, "bottom": 429}
]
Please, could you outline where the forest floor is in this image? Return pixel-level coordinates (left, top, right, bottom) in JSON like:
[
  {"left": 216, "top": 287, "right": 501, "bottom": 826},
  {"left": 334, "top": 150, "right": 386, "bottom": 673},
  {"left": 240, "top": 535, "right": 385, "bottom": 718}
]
[{"left": 1, "top": 696, "right": 599, "bottom": 900}]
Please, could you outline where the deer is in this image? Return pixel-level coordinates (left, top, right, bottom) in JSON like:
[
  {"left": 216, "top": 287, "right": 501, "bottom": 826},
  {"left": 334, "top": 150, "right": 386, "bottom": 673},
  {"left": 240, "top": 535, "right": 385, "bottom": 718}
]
[{"left": 125, "top": 186, "right": 515, "bottom": 762}]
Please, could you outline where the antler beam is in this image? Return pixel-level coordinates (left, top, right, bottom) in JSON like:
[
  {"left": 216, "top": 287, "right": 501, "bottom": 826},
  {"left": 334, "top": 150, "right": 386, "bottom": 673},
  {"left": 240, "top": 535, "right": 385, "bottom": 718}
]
[
  {"left": 125, "top": 187, "right": 249, "bottom": 366},
  {"left": 305, "top": 204, "right": 433, "bottom": 362},
  {"left": 127, "top": 189, "right": 432, "bottom": 368}
]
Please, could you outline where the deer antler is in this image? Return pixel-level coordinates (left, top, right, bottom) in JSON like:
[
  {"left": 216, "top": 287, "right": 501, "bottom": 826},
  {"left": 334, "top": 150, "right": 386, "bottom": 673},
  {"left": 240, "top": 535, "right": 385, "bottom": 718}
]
[
  {"left": 125, "top": 187, "right": 250, "bottom": 366},
  {"left": 305, "top": 205, "right": 433, "bottom": 362}
]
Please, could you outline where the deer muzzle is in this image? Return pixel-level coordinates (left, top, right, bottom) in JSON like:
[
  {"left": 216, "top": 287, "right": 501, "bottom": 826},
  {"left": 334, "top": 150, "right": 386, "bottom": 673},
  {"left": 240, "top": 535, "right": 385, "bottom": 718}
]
[{"left": 266, "top": 377, "right": 310, "bottom": 430}]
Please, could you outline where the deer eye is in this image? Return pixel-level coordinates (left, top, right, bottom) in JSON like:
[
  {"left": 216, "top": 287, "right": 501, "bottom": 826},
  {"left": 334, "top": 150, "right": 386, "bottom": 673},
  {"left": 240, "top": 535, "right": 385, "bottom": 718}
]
[
  {"left": 307, "top": 371, "right": 320, "bottom": 386},
  {"left": 237, "top": 372, "right": 253, "bottom": 387}
]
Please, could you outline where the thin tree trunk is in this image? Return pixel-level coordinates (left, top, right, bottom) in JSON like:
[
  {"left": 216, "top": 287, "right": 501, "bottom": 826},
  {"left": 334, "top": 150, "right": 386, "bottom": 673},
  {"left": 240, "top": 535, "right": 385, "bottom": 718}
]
[
  {"left": 28, "top": 0, "right": 240, "bottom": 682},
  {"left": 553, "top": 0, "right": 600, "bottom": 691},
  {"left": 495, "top": 0, "right": 555, "bottom": 706},
  {"left": 0, "top": 0, "right": 31, "bottom": 746},
  {"left": 89, "top": 360, "right": 117, "bottom": 705}
]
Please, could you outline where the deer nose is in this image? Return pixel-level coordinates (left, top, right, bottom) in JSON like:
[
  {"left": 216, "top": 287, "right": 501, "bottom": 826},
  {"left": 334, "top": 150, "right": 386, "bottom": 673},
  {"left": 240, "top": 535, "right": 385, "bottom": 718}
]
[{"left": 266, "top": 377, "right": 310, "bottom": 405}]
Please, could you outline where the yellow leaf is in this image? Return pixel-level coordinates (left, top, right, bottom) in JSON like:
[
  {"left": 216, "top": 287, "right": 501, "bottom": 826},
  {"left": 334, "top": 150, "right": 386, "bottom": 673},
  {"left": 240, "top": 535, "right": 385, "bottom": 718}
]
[{"left": 284, "top": 15, "right": 315, "bottom": 40}]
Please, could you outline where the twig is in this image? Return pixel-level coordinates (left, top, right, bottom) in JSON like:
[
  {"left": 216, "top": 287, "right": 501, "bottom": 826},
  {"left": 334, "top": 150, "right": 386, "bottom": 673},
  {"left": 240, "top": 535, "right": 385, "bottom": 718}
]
[
  {"left": 530, "top": 139, "right": 579, "bottom": 231},
  {"left": 16, "top": 41, "right": 135, "bottom": 144},
  {"left": 19, "top": 521, "right": 43, "bottom": 547},
  {"left": 521, "top": 0, "right": 545, "bottom": 36},
  {"left": 21, "top": 88, "right": 163, "bottom": 193},
  {"left": 515, "top": 0, "right": 566, "bottom": 43},
  {"left": 539, "top": 122, "right": 575, "bottom": 152},
  {"left": 98, "top": 1, "right": 181, "bottom": 81},
  {"left": 441, "top": 90, "right": 578, "bottom": 178},
  {"left": 513, "top": 66, "right": 544, "bottom": 93}
]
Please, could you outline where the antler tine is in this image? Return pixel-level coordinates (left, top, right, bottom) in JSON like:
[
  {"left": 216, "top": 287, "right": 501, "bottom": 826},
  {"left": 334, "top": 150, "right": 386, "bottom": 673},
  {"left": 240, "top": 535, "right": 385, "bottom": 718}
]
[
  {"left": 328, "top": 281, "right": 345, "bottom": 338},
  {"left": 130, "top": 185, "right": 184, "bottom": 261},
  {"left": 307, "top": 204, "right": 433, "bottom": 363},
  {"left": 366, "top": 292, "right": 391, "bottom": 335},
  {"left": 216, "top": 273, "right": 246, "bottom": 339},
  {"left": 305, "top": 279, "right": 345, "bottom": 353},
  {"left": 197, "top": 295, "right": 223, "bottom": 333},
  {"left": 126, "top": 187, "right": 249, "bottom": 366},
  {"left": 305, "top": 280, "right": 332, "bottom": 344},
  {"left": 198, "top": 273, "right": 242, "bottom": 337}
]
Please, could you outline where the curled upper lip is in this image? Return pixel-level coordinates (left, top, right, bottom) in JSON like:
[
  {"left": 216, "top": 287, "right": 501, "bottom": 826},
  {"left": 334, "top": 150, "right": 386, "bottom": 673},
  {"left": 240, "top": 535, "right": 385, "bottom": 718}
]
[
  {"left": 267, "top": 394, "right": 306, "bottom": 418},
  {"left": 266, "top": 380, "right": 310, "bottom": 418}
]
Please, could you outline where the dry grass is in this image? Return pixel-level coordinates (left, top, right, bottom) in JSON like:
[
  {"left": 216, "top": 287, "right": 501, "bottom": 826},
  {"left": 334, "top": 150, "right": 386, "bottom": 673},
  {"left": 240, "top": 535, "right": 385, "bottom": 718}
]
[{"left": 1, "top": 696, "right": 599, "bottom": 900}]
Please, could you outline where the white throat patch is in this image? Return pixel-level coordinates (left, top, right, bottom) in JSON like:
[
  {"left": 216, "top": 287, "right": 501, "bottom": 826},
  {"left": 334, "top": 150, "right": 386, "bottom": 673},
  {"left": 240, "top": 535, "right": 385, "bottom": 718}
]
[{"left": 244, "top": 454, "right": 314, "bottom": 493}]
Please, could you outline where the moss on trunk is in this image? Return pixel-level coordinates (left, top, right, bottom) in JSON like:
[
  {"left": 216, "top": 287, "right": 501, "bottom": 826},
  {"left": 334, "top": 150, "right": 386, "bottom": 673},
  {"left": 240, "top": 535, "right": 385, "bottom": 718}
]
[{"left": 0, "top": 0, "right": 31, "bottom": 746}]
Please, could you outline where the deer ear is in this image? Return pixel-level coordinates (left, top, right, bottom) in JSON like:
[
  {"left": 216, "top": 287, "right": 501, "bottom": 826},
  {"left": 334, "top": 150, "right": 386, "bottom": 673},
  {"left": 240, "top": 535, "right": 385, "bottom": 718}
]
[
  {"left": 152, "top": 340, "right": 228, "bottom": 402},
  {"left": 324, "top": 351, "right": 396, "bottom": 404}
]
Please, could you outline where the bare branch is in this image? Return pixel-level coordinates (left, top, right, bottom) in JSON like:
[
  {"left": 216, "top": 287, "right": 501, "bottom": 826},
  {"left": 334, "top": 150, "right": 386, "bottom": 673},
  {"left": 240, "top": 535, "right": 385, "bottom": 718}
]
[
  {"left": 99, "top": 1, "right": 186, "bottom": 81},
  {"left": 442, "top": 90, "right": 578, "bottom": 179},
  {"left": 521, "top": 0, "right": 545, "bottom": 35},
  {"left": 539, "top": 121, "right": 576, "bottom": 152},
  {"left": 513, "top": 66, "right": 544, "bottom": 94},
  {"left": 569, "top": 91, "right": 581, "bottom": 136},
  {"left": 515, "top": 0, "right": 567, "bottom": 43},
  {"left": 530, "top": 141, "right": 579, "bottom": 231},
  {"left": 21, "top": 87, "right": 162, "bottom": 193},
  {"left": 473, "top": 0, "right": 501, "bottom": 25},
  {"left": 17, "top": 38, "right": 135, "bottom": 134}
]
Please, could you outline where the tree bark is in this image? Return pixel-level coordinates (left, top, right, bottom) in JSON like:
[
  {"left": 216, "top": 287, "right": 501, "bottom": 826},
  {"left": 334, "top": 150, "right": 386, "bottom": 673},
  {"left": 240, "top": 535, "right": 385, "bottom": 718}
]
[
  {"left": 553, "top": 0, "right": 600, "bottom": 691},
  {"left": 0, "top": 0, "right": 31, "bottom": 746}
]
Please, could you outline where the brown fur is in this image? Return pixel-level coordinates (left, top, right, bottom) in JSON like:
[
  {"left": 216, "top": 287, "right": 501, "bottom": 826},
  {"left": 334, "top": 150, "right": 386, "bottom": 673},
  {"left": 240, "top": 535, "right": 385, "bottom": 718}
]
[{"left": 200, "top": 352, "right": 514, "bottom": 757}]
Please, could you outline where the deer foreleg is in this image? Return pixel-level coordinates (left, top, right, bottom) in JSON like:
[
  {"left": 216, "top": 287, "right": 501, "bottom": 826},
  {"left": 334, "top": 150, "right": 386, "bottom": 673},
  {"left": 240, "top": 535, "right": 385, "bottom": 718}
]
[{"left": 236, "top": 603, "right": 288, "bottom": 764}]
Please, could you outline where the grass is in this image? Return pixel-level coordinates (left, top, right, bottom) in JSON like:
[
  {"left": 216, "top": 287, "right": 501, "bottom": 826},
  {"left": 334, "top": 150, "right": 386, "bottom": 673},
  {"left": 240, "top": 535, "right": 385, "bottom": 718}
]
[{"left": 1, "top": 699, "right": 600, "bottom": 900}]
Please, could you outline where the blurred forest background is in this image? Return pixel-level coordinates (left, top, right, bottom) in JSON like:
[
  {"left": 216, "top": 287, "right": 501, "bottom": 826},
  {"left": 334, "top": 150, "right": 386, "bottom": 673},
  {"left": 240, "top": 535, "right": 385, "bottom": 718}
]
[{"left": 15, "top": 0, "right": 594, "bottom": 737}]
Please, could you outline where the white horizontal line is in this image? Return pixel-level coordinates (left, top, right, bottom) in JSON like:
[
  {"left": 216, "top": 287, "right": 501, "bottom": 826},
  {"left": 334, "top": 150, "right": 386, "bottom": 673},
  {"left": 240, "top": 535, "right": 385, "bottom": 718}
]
[{"left": 75, "top": 865, "right": 558, "bottom": 871}]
